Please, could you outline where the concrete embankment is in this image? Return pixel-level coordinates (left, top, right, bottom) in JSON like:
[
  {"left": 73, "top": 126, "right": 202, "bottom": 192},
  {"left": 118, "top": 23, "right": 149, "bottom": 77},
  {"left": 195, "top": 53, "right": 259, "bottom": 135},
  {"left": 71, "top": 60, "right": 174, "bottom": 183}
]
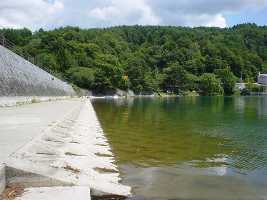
[
  {"left": 0, "top": 45, "right": 75, "bottom": 96},
  {"left": 0, "top": 164, "right": 5, "bottom": 194},
  {"left": 0, "top": 96, "right": 74, "bottom": 107},
  {"left": 0, "top": 99, "right": 131, "bottom": 199}
]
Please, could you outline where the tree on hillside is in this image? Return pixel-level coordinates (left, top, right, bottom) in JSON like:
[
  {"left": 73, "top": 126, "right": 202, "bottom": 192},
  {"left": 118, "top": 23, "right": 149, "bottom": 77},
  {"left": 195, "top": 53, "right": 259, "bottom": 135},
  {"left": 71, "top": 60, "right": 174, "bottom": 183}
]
[
  {"left": 36, "top": 53, "right": 58, "bottom": 72},
  {"left": 199, "top": 73, "right": 224, "bottom": 96},
  {"left": 161, "top": 63, "right": 187, "bottom": 94},
  {"left": 2, "top": 24, "right": 267, "bottom": 95},
  {"left": 215, "top": 68, "right": 237, "bottom": 95},
  {"left": 66, "top": 67, "right": 95, "bottom": 89}
]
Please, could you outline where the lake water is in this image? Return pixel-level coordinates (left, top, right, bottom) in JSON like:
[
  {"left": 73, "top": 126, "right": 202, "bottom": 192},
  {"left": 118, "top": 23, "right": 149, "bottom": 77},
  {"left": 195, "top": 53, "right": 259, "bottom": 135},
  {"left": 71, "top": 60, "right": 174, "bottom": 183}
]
[{"left": 92, "top": 97, "right": 267, "bottom": 200}]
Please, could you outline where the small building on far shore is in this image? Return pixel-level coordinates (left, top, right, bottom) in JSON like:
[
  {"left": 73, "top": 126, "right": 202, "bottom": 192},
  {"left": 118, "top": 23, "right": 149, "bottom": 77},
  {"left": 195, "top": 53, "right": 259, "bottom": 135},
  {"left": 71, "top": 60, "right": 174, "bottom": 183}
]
[
  {"left": 258, "top": 73, "right": 267, "bottom": 85},
  {"left": 235, "top": 73, "right": 267, "bottom": 95}
]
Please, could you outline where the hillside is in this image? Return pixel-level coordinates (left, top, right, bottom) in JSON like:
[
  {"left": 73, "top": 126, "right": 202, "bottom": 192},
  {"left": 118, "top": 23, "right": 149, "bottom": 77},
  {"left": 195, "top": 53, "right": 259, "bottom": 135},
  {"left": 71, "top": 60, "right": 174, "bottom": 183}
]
[{"left": 1, "top": 23, "right": 267, "bottom": 95}]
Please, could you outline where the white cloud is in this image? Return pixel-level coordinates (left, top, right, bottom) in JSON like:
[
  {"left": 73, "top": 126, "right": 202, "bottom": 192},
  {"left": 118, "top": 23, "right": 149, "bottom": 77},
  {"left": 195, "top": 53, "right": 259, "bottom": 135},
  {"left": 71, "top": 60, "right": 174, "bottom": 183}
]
[
  {"left": 147, "top": 0, "right": 267, "bottom": 28},
  {"left": 205, "top": 14, "right": 227, "bottom": 28},
  {"left": 88, "top": 0, "right": 160, "bottom": 26},
  {"left": 0, "top": 0, "right": 64, "bottom": 30},
  {"left": 184, "top": 14, "right": 227, "bottom": 28},
  {"left": 0, "top": 0, "right": 266, "bottom": 30}
]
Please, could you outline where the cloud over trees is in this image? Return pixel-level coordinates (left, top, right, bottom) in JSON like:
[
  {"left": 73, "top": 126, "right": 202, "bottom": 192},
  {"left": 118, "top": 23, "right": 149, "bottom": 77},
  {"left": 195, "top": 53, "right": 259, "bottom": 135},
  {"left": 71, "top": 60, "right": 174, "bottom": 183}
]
[{"left": 0, "top": 0, "right": 266, "bottom": 29}]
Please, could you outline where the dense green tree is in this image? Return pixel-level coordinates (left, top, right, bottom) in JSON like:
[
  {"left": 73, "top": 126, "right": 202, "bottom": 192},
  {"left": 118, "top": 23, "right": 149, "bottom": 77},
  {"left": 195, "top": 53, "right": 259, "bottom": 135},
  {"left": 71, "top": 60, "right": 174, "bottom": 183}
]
[
  {"left": 215, "top": 68, "right": 237, "bottom": 95},
  {"left": 199, "top": 73, "right": 224, "bottom": 96},
  {"left": 1, "top": 23, "right": 267, "bottom": 95},
  {"left": 66, "top": 67, "right": 95, "bottom": 89},
  {"left": 36, "top": 53, "right": 58, "bottom": 72},
  {"left": 184, "top": 73, "right": 199, "bottom": 91},
  {"left": 161, "top": 63, "right": 187, "bottom": 94}
]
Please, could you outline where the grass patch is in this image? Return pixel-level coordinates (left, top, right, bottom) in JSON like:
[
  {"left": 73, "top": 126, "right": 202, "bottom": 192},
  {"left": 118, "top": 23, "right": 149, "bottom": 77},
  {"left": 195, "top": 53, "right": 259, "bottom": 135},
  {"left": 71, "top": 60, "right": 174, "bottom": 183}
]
[
  {"left": 94, "top": 167, "right": 118, "bottom": 173},
  {"left": 31, "top": 98, "right": 39, "bottom": 104},
  {"left": 63, "top": 165, "right": 81, "bottom": 173},
  {"left": 69, "top": 141, "right": 80, "bottom": 144},
  {"left": 92, "top": 195, "right": 126, "bottom": 200},
  {"left": 95, "top": 152, "right": 113, "bottom": 157},
  {"left": 0, "top": 184, "right": 24, "bottom": 200},
  {"left": 36, "top": 152, "right": 56, "bottom": 156},
  {"left": 65, "top": 152, "right": 86, "bottom": 157}
]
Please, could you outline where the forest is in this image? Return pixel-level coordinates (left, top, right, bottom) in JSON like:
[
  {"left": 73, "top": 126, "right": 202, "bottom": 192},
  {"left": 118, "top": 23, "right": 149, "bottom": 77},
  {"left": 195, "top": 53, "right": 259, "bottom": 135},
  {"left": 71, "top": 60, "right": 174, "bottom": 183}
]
[{"left": 0, "top": 23, "right": 267, "bottom": 95}]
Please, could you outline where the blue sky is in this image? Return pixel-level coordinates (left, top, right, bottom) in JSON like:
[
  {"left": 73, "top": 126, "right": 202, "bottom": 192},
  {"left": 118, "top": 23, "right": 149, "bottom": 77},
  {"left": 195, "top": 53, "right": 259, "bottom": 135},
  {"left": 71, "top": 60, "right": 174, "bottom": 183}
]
[
  {"left": 226, "top": 7, "right": 267, "bottom": 26},
  {"left": 0, "top": 0, "right": 266, "bottom": 30}
]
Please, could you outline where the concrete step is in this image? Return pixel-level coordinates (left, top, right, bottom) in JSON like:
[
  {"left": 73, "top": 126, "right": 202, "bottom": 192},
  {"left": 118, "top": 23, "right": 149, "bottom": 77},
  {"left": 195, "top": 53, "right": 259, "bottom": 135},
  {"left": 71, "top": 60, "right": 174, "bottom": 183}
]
[
  {"left": 6, "top": 166, "right": 72, "bottom": 188},
  {"left": 15, "top": 186, "right": 91, "bottom": 200},
  {"left": 6, "top": 100, "right": 131, "bottom": 197}
]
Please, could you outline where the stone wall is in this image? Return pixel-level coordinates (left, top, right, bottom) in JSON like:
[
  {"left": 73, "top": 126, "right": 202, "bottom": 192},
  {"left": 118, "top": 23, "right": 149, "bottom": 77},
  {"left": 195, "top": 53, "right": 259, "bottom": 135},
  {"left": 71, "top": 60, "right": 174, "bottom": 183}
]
[{"left": 0, "top": 45, "right": 75, "bottom": 96}]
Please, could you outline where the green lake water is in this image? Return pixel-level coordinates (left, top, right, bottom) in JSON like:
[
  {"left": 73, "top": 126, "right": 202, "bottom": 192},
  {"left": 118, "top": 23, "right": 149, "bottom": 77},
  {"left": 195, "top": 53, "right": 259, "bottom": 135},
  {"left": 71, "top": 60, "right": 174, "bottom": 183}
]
[{"left": 92, "top": 97, "right": 267, "bottom": 200}]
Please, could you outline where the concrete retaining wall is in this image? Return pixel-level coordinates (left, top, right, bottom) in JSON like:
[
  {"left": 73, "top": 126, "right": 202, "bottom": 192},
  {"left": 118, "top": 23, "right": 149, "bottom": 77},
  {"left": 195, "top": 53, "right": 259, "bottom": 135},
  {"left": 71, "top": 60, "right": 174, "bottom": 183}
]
[
  {"left": 0, "top": 96, "right": 73, "bottom": 107},
  {"left": 0, "top": 45, "right": 75, "bottom": 96},
  {"left": 0, "top": 164, "right": 5, "bottom": 194}
]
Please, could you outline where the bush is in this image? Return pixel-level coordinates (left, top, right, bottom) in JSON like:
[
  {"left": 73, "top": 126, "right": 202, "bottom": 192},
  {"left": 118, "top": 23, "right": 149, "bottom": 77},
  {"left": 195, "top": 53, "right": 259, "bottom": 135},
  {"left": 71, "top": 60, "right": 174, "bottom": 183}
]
[
  {"left": 198, "top": 73, "right": 224, "bottom": 96},
  {"left": 246, "top": 83, "right": 265, "bottom": 93},
  {"left": 215, "top": 68, "right": 237, "bottom": 95}
]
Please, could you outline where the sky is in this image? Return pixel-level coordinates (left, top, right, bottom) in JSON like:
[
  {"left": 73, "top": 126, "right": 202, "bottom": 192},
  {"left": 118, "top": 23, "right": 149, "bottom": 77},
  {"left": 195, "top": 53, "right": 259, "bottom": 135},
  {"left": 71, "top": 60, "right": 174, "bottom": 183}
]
[{"left": 0, "top": 0, "right": 266, "bottom": 30}]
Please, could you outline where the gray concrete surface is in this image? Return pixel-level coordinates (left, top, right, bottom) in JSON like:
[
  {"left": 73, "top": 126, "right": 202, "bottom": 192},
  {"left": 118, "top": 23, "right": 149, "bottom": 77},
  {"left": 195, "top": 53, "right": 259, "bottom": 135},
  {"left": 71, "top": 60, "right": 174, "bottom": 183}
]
[
  {"left": 6, "top": 99, "right": 131, "bottom": 196},
  {"left": 0, "top": 96, "right": 73, "bottom": 107},
  {"left": 15, "top": 186, "right": 91, "bottom": 200},
  {"left": 0, "top": 45, "right": 75, "bottom": 96},
  {"left": 0, "top": 164, "right": 5, "bottom": 194},
  {"left": 0, "top": 99, "right": 82, "bottom": 162},
  {"left": 6, "top": 166, "right": 73, "bottom": 188}
]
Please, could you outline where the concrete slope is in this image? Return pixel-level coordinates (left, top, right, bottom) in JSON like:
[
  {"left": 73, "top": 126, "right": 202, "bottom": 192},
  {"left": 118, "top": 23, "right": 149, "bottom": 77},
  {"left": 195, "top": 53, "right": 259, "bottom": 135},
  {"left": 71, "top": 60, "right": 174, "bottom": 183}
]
[
  {"left": 0, "top": 45, "right": 75, "bottom": 96},
  {"left": 6, "top": 99, "right": 131, "bottom": 196},
  {"left": 0, "top": 164, "right": 5, "bottom": 194}
]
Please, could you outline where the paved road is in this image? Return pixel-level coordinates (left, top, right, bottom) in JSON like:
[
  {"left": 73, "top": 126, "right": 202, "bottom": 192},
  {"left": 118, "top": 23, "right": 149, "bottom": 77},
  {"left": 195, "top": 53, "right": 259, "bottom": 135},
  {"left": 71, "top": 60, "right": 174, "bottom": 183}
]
[{"left": 0, "top": 99, "right": 82, "bottom": 162}]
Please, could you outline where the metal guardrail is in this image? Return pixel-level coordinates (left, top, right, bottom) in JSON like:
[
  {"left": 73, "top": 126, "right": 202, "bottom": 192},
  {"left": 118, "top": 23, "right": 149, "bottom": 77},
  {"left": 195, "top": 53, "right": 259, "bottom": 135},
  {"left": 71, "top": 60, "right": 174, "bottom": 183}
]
[
  {"left": 0, "top": 27, "right": 67, "bottom": 82},
  {"left": 0, "top": 34, "right": 35, "bottom": 65},
  {"left": 0, "top": 37, "right": 36, "bottom": 69}
]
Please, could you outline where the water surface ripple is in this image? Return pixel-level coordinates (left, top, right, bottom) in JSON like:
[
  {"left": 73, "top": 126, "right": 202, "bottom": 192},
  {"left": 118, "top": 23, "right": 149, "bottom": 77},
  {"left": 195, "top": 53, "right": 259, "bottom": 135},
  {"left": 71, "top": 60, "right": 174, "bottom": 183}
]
[{"left": 92, "top": 97, "right": 267, "bottom": 200}]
